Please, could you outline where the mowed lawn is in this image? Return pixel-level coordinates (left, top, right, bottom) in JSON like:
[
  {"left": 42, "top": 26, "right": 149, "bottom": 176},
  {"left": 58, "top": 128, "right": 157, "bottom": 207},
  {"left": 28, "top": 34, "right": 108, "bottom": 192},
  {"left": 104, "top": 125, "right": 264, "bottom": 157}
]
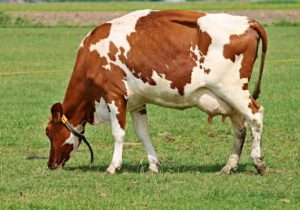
[{"left": 0, "top": 25, "right": 299, "bottom": 209}]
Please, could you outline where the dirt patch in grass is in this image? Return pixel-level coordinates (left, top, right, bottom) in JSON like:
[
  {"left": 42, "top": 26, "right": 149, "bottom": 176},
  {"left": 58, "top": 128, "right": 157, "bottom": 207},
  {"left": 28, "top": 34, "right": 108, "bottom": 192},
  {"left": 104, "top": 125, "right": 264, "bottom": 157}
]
[
  {"left": 7, "top": 11, "right": 127, "bottom": 26},
  {"left": 7, "top": 10, "right": 300, "bottom": 26}
]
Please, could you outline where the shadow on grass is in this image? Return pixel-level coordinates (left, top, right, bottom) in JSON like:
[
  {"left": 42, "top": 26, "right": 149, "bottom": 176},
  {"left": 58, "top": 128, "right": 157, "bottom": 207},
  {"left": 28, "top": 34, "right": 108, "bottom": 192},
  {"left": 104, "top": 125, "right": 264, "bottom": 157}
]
[{"left": 64, "top": 162, "right": 251, "bottom": 174}]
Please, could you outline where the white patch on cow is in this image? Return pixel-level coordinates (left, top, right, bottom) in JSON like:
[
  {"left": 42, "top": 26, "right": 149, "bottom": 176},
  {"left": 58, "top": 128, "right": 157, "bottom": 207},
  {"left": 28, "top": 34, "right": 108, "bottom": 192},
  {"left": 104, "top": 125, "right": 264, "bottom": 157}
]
[
  {"left": 107, "top": 101, "right": 125, "bottom": 138},
  {"left": 123, "top": 78, "right": 129, "bottom": 100},
  {"left": 199, "top": 13, "right": 249, "bottom": 44},
  {"left": 94, "top": 97, "right": 110, "bottom": 124},
  {"left": 250, "top": 106, "right": 264, "bottom": 163},
  {"left": 184, "top": 45, "right": 205, "bottom": 94},
  {"left": 89, "top": 9, "right": 153, "bottom": 70},
  {"left": 107, "top": 101, "right": 125, "bottom": 170},
  {"left": 79, "top": 31, "right": 92, "bottom": 48},
  {"left": 197, "top": 13, "right": 250, "bottom": 85},
  {"left": 62, "top": 124, "right": 83, "bottom": 156}
]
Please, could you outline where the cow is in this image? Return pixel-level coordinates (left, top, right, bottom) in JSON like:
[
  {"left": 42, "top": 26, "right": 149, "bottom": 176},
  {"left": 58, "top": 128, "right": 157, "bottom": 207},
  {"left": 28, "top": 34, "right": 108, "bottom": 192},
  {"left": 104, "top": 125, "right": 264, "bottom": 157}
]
[{"left": 45, "top": 10, "right": 267, "bottom": 175}]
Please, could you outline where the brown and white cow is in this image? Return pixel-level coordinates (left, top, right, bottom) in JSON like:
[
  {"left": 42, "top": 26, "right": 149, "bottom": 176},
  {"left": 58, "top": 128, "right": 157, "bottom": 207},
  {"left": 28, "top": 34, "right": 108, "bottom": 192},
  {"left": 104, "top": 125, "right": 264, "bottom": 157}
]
[{"left": 45, "top": 10, "right": 267, "bottom": 175}]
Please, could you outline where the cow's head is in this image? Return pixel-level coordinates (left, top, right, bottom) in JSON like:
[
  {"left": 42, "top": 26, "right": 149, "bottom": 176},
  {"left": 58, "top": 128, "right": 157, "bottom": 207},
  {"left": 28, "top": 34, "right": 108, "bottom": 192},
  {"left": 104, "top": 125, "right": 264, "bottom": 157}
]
[{"left": 45, "top": 103, "right": 81, "bottom": 169}]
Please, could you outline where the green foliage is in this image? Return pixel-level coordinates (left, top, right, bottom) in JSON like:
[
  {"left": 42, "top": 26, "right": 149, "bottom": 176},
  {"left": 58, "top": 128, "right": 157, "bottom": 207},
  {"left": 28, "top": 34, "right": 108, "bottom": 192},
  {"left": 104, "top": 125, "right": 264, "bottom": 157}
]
[{"left": 0, "top": 25, "right": 299, "bottom": 209}]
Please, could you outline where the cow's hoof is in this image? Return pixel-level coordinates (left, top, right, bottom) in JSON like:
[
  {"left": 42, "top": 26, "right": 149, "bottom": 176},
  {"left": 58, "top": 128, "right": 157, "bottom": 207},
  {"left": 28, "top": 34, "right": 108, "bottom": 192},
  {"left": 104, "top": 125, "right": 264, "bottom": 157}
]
[
  {"left": 148, "top": 164, "right": 159, "bottom": 174},
  {"left": 220, "top": 165, "right": 237, "bottom": 175},
  {"left": 255, "top": 164, "right": 267, "bottom": 176},
  {"left": 105, "top": 165, "right": 117, "bottom": 175},
  {"left": 254, "top": 157, "right": 266, "bottom": 175}
]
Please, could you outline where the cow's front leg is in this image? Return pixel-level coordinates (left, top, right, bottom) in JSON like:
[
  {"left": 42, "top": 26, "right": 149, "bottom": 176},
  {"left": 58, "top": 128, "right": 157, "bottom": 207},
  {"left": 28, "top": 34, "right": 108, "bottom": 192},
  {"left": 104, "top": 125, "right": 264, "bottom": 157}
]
[
  {"left": 221, "top": 114, "right": 246, "bottom": 174},
  {"left": 130, "top": 105, "right": 159, "bottom": 173},
  {"left": 106, "top": 99, "right": 127, "bottom": 174}
]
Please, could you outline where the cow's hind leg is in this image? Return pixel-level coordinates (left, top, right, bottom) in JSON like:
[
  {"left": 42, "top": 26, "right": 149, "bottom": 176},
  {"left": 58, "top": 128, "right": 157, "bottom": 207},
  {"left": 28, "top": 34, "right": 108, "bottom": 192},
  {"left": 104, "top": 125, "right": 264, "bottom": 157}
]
[
  {"left": 213, "top": 87, "right": 266, "bottom": 175},
  {"left": 249, "top": 98, "right": 266, "bottom": 175},
  {"left": 130, "top": 105, "right": 159, "bottom": 173},
  {"left": 106, "top": 99, "right": 127, "bottom": 174},
  {"left": 221, "top": 114, "right": 246, "bottom": 174}
]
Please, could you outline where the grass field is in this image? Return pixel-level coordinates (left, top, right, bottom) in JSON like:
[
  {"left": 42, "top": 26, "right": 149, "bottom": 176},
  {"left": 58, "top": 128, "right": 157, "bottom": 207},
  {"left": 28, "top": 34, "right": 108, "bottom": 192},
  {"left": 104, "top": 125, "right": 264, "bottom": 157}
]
[
  {"left": 1, "top": 2, "right": 300, "bottom": 11},
  {"left": 0, "top": 20, "right": 299, "bottom": 210}
]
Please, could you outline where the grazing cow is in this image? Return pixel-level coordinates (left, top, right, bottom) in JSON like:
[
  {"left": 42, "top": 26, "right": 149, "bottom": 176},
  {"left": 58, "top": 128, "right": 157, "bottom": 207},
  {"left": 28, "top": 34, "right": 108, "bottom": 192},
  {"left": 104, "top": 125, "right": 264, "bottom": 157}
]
[{"left": 45, "top": 10, "right": 267, "bottom": 175}]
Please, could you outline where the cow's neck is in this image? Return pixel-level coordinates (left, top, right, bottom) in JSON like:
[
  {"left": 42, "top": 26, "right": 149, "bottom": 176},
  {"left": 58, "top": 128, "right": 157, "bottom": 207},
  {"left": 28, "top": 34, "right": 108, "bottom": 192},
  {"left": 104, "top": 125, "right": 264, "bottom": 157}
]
[{"left": 62, "top": 71, "right": 93, "bottom": 127}]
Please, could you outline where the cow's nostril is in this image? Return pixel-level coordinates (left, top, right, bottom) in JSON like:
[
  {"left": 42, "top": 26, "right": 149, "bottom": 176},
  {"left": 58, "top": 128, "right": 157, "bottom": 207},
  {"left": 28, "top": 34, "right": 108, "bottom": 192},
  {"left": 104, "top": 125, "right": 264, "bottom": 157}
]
[{"left": 48, "top": 163, "right": 58, "bottom": 170}]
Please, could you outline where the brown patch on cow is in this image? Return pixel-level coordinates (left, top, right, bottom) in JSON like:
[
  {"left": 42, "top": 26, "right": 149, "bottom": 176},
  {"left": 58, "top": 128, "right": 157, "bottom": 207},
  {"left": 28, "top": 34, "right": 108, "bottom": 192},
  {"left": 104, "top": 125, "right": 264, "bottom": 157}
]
[
  {"left": 223, "top": 27, "right": 260, "bottom": 80},
  {"left": 124, "top": 10, "right": 208, "bottom": 95},
  {"left": 200, "top": 57, "right": 205, "bottom": 64},
  {"left": 171, "top": 20, "right": 199, "bottom": 29},
  {"left": 108, "top": 41, "right": 118, "bottom": 62},
  {"left": 204, "top": 68, "right": 211, "bottom": 74},
  {"left": 248, "top": 96, "right": 261, "bottom": 114},
  {"left": 138, "top": 109, "right": 147, "bottom": 115},
  {"left": 198, "top": 29, "right": 212, "bottom": 57},
  {"left": 118, "top": 47, "right": 126, "bottom": 62},
  {"left": 86, "top": 23, "right": 111, "bottom": 45},
  {"left": 242, "top": 83, "right": 248, "bottom": 90}
]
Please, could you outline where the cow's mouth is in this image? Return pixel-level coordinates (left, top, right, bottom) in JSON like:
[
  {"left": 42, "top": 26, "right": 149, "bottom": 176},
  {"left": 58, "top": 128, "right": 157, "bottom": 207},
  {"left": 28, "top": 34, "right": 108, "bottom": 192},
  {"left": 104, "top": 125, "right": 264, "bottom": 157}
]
[
  {"left": 48, "top": 163, "right": 60, "bottom": 170},
  {"left": 48, "top": 157, "right": 68, "bottom": 170},
  {"left": 48, "top": 163, "right": 66, "bottom": 170}
]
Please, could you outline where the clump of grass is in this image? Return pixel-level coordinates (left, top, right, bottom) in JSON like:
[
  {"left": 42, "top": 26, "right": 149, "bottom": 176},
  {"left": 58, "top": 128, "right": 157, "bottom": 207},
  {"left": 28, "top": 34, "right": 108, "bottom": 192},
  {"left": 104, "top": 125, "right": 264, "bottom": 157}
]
[
  {"left": 0, "top": 12, "right": 32, "bottom": 26},
  {"left": 272, "top": 19, "right": 300, "bottom": 27},
  {"left": 0, "top": 12, "right": 95, "bottom": 28},
  {"left": 0, "top": 12, "right": 13, "bottom": 25}
]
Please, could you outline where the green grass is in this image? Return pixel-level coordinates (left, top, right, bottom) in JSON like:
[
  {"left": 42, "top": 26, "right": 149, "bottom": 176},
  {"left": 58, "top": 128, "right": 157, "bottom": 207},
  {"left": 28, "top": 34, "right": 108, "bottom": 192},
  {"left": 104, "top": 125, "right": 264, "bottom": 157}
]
[
  {"left": 0, "top": 25, "right": 299, "bottom": 209},
  {"left": 1, "top": 2, "right": 300, "bottom": 11}
]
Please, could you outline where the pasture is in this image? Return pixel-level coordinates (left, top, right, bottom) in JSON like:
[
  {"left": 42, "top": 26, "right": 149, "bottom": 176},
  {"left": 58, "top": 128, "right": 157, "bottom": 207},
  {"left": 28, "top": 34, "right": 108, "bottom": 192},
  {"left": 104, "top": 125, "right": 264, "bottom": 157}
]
[
  {"left": 0, "top": 8, "right": 299, "bottom": 210},
  {"left": 1, "top": 2, "right": 300, "bottom": 11}
]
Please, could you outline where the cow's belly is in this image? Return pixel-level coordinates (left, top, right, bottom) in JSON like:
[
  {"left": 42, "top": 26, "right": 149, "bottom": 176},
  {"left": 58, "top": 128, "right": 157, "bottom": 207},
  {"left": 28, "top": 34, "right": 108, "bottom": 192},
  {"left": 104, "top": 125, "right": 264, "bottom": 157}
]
[{"left": 127, "top": 82, "right": 234, "bottom": 117}]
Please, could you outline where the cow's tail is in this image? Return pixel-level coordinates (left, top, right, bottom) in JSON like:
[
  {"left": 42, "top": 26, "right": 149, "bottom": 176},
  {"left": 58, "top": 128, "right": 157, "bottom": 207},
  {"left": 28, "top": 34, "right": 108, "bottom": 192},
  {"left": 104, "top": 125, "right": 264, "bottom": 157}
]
[{"left": 250, "top": 20, "right": 268, "bottom": 100}]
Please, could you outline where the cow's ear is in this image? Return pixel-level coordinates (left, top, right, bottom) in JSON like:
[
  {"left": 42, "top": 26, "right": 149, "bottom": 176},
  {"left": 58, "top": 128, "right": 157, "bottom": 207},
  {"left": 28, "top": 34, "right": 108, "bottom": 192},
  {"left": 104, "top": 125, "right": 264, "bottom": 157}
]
[{"left": 51, "top": 103, "right": 63, "bottom": 123}]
